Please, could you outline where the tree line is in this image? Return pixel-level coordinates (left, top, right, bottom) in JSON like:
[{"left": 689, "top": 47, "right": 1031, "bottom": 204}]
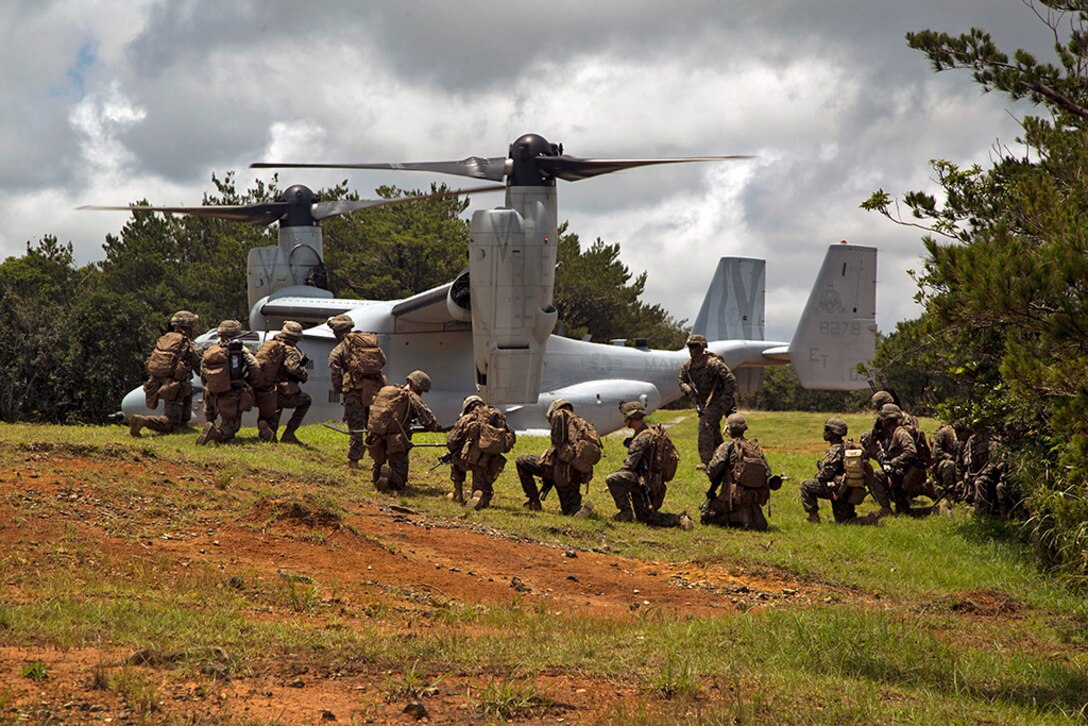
[
  {"left": 863, "top": 0, "right": 1088, "bottom": 582},
  {"left": 0, "top": 174, "right": 692, "bottom": 424}
]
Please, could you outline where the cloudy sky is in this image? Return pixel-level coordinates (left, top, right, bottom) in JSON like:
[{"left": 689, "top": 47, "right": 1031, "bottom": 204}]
[{"left": 0, "top": 1, "right": 1053, "bottom": 339}]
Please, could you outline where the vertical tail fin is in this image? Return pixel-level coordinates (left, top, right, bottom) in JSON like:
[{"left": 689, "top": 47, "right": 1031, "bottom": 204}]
[
  {"left": 788, "top": 244, "right": 877, "bottom": 390},
  {"left": 692, "top": 257, "right": 765, "bottom": 341},
  {"left": 692, "top": 257, "right": 766, "bottom": 392}
]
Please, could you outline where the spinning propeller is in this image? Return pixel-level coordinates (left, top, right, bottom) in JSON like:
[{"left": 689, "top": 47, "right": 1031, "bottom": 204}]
[
  {"left": 251, "top": 133, "right": 751, "bottom": 186},
  {"left": 79, "top": 182, "right": 505, "bottom": 227}
]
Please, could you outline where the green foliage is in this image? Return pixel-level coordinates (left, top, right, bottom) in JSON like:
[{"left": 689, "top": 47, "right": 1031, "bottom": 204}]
[
  {"left": 322, "top": 182, "right": 473, "bottom": 300},
  {"left": 554, "top": 223, "right": 687, "bottom": 348},
  {"left": 20, "top": 661, "right": 48, "bottom": 681},
  {"left": 741, "top": 365, "right": 870, "bottom": 412},
  {"left": 865, "top": 1, "right": 1088, "bottom": 578}
]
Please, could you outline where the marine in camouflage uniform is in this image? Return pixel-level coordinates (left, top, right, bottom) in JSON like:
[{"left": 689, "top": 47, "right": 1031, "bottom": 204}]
[
  {"left": 964, "top": 427, "right": 1009, "bottom": 518},
  {"left": 254, "top": 321, "right": 311, "bottom": 445},
  {"left": 870, "top": 404, "right": 919, "bottom": 515},
  {"left": 327, "top": 314, "right": 387, "bottom": 469},
  {"left": 800, "top": 418, "right": 878, "bottom": 525},
  {"left": 130, "top": 310, "right": 203, "bottom": 437},
  {"left": 930, "top": 421, "right": 960, "bottom": 499},
  {"left": 516, "top": 399, "right": 595, "bottom": 517},
  {"left": 447, "top": 396, "right": 516, "bottom": 510},
  {"left": 605, "top": 402, "right": 693, "bottom": 529},
  {"left": 678, "top": 334, "right": 738, "bottom": 467},
  {"left": 197, "top": 320, "right": 261, "bottom": 445},
  {"left": 365, "top": 371, "right": 439, "bottom": 493},
  {"left": 702, "top": 414, "right": 778, "bottom": 531}
]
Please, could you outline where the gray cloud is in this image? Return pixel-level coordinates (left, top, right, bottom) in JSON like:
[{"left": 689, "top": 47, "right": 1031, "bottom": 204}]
[{"left": 0, "top": 0, "right": 1057, "bottom": 343}]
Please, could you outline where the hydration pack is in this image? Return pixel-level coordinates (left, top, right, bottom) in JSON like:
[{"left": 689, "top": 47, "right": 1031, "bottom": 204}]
[{"left": 147, "top": 332, "right": 187, "bottom": 379}]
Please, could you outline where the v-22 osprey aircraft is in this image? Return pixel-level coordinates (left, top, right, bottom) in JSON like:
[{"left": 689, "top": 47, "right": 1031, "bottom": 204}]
[{"left": 109, "top": 133, "right": 877, "bottom": 434}]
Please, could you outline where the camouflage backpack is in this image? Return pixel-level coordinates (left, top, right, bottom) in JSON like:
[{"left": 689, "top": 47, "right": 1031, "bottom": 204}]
[
  {"left": 649, "top": 425, "right": 680, "bottom": 483},
  {"left": 367, "top": 385, "right": 410, "bottom": 435},
  {"left": 477, "top": 407, "right": 515, "bottom": 455},
  {"left": 345, "top": 332, "right": 385, "bottom": 376},
  {"left": 732, "top": 437, "right": 768, "bottom": 489},
  {"left": 147, "top": 332, "right": 187, "bottom": 379},
  {"left": 201, "top": 343, "right": 233, "bottom": 394},
  {"left": 557, "top": 413, "right": 603, "bottom": 473},
  {"left": 254, "top": 339, "right": 287, "bottom": 389},
  {"left": 909, "top": 425, "right": 933, "bottom": 467}
]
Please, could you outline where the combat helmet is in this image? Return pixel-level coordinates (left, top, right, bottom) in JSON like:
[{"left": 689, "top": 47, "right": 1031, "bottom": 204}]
[
  {"left": 686, "top": 334, "right": 708, "bottom": 349},
  {"left": 170, "top": 310, "right": 198, "bottom": 330},
  {"left": 217, "top": 319, "right": 242, "bottom": 339},
  {"left": 824, "top": 417, "right": 848, "bottom": 437},
  {"left": 726, "top": 413, "right": 748, "bottom": 434},
  {"left": 619, "top": 401, "right": 647, "bottom": 420},
  {"left": 870, "top": 390, "right": 895, "bottom": 409},
  {"left": 546, "top": 398, "right": 573, "bottom": 421},
  {"left": 461, "top": 395, "right": 484, "bottom": 415},
  {"left": 326, "top": 314, "right": 354, "bottom": 334},
  {"left": 406, "top": 370, "right": 431, "bottom": 393},
  {"left": 279, "top": 320, "right": 303, "bottom": 342},
  {"left": 878, "top": 403, "right": 903, "bottom": 422}
]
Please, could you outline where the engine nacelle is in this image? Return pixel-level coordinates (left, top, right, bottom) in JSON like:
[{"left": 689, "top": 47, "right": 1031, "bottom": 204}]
[
  {"left": 446, "top": 269, "right": 472, "bottom": 322},
  {"left": 468, "top": 187, "right": 558, "bottom": 403}
]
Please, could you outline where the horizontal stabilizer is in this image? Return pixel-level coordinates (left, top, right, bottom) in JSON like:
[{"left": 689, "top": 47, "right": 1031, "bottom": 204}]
[{"left": 788, "top": 244, "right": 877, "bottom": 390}]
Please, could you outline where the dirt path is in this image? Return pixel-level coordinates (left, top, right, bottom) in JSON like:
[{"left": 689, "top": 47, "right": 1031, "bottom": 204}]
[{"left": 0, "top": 450, "right": 843, "bottom": 723}]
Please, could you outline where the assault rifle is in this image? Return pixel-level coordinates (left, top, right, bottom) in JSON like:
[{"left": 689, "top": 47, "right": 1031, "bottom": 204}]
[
  {"left": 540, "top": 479, "right": 554, "bottom": 500},
  {"left": 684, "top": 368, "right": 704, "bottom": 416},
  {"left": 429, "top": 451, "right": 454, "bottom": 471},
  {"left": 321, "top": 423, "right": 432, "bottom": 436}
]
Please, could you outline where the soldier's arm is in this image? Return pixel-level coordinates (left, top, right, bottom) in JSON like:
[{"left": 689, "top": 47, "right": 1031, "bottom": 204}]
[
  {"left": 678, "top": 362, "right": 693, "bottom": 397},
  {"left": 284, "top": 347, "right": 309, "bottom": 383},
  {"left": 411, "top": 395, "right": 440, "bottom": 432},
  {"left": 816, "top": 444, "right": 844, "bottom": 483},
  {"left": 327, "top": 344, "right": 344, "bottom": 391},
  {"left": 711, "top": 358, "right": 738, "bottom": 400},
  {"left": 622, "top": 431, "right": 650, "bottom": 472},
  {"left": 242, "top": 348, "right": 262, "bottom": 385},
  {"left": 706, "top": 442, "right": 732, "bottom": 486},
  {"left": 888, "top": 429, "right": 917, "bottom": 470},
  {"left": 183, "top": 341, "right": 203, "bottom": 370}
]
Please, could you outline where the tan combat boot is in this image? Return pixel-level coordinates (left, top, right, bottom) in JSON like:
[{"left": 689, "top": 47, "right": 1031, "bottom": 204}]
[
  {"left": 806, "top": 511, "right": 821, "bottom": 524},
  {"left": 128, "top": 415, "right": 146, "bottom": 438},
  {"left": 448, "top": 482, "right": 465, "bottom": 505}
]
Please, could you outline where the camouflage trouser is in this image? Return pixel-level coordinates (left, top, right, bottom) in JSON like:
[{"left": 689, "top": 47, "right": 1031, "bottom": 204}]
[
  {"left": 367, "top": 434, "right": 409, "bottom": 492},
  {"left": 515, "top": 454, "right": 585, "bottom": 515},
  {"left": 142, "top": 397, "right": 189, "bottom": 434},
  {"left": 868, "top": 469, "right": 893, "bottom": 510},
  {"left": 973, "top": 470, "right": 1010, "bottom": 518},
  {"left": 800, "top": 478, "right": 868, "bottom": 523},
  {"left": 451, "top": 455, "right": 505, "bottom": 507},
  {"left": 933, "top": 459, "right": 957, "bottom": 489},
  {"left": 605, "top": 470, "right": 683, "bottom": 528},
  {"left": 697, "top": 399, "right": 734, "bottom": 465},
  {"left": 205, "top": 391, "right": 244, "bottom": 442},
  {"left": 272, "top": 390, "right": 312, "bottom": 435},
  {"left": 344, "top": 390, "right": 373, "bottom": 463},
  {"left": 702, "top": 485, "right": 769, "bottom": 530}
]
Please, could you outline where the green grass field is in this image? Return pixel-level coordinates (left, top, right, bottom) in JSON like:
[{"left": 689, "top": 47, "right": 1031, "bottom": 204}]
[{"left": 0, "top": 410, "right": 1085, "bottom": 723}]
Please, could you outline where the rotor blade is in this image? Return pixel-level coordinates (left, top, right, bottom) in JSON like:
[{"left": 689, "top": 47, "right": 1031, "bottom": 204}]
[
  {"left": 78, "top": 203, "right": 289, "bottom": 227},
  {"left": 311, "top": 184, "right": 506, "bottom": 221},
  {"left": 535, "top": 155, "right": 754, "bottom": 182},
  {"left": 251, "top": 156, "right": 510, "bottom": 182}
]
